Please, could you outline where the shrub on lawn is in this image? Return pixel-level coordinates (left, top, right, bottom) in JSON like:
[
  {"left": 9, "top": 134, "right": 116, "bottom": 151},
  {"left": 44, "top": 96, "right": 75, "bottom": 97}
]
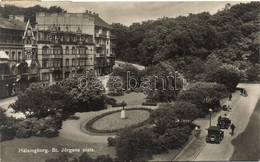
[
  {"left": 0, "top": 125, "right": 16, "bottom": 141},
  {"left": 105, "top": 97, "right": 117, "bottom": 106},
  {"left": 107, "top": 137, "right": 117, "bottom": 147},
  {"left": 141, "top": 102, "right": 157, "bottom": 106},
  {"left": 15, "top": 116, "right": 60, "bottom": 138}
]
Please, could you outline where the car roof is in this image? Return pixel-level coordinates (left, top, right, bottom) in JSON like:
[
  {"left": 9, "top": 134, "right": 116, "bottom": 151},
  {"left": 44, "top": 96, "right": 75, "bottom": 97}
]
[{"left": 208, "top": 126, "right": 221, "bottom": 131}]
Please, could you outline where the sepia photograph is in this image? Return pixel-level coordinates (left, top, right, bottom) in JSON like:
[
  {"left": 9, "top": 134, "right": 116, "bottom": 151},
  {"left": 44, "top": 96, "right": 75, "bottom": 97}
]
[{"left": 0, "top": 0, "right": 259, "bottom": 162}]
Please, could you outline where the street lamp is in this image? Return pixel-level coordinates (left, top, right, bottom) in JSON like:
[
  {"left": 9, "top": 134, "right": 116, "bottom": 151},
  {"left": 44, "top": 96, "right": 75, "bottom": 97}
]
[{"left": 209, "top": 108, "right": 213, "bottom": 127}]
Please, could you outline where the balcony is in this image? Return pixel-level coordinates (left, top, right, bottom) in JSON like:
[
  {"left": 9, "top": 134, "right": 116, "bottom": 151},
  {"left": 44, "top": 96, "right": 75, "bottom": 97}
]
[
  {"left": 95, "top": 33, "right": 106, "bottom": 38},
  {"left": 95, "top": 43, "right": 106, "bottom": 48},
  {"left": 50, "top": 55, "right": 62, "bottom": 59},
  {"left": 50, "top": 67, "right": 62, "bottom": 71},
  {"left": 95, "top": 53, "right": 106, "bottom": 57}
]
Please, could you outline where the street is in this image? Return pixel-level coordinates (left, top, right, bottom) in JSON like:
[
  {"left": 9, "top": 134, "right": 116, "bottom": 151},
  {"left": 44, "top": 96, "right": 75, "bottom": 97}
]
[{"left": 174, "top": 83, "right": 260, "bottom": 161}]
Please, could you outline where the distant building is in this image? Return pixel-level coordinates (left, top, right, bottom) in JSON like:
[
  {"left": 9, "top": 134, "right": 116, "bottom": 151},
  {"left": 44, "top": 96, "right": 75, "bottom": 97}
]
[
  {"left": 36, "top": 11, "right": 116, "bottom": 85},
  {"left": 0, "top": 16, "right": 38, "bottom": 98},
  {"left": 0, "top": 11, "right": 116, "bottom": 97}
]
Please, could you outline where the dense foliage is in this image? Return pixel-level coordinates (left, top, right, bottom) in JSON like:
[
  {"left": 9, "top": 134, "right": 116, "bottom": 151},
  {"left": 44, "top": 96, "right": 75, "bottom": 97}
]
[
  {"left": 112, "top": 2, "right": 259, "bottom": 66},
  {"left": 45, "top": 153, "right": 114, "bottom": 162},
  {"left": 9, "top": 76, "right": 106, "bottom": 118}
]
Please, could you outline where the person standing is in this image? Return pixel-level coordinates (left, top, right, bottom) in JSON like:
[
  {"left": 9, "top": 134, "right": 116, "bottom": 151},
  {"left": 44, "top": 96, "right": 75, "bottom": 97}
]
[
  {"left": 195, "top": 126, "right": 201, "bottom": 138},
  {"left": 230, "top": 123, "right": 236, "bottom": 135},
  {"left": 122, "top": 101, "right": 126, "bottom": 109},
  {"left": 229, "top": 93, "right": 232, "bottom": 101}
]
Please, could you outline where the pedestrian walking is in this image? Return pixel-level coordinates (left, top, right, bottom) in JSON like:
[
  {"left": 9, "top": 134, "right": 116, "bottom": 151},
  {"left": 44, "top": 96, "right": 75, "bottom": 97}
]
[
  {"left": 195, "top": 126, "right": 201, "bottom": 138},
  {"left": 244, "top": 89, "right": 248, "bottom": 97},
  {"left": 240, "top": 89, "right": 244, "bottom": 96},
  {"left": 230, "top": 123, "right": 236, "bottom": 135},
  {"left": 228, "top": 93, "right": 232, "bottom": 101}
]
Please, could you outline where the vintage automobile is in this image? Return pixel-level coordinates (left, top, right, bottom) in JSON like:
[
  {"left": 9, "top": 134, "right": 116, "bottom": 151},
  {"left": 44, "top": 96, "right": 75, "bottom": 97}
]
[
  {"left": 222, "top": 105, "right": 231, "bottom": 111},
  {"left": 206, "top": 126, "right": 224, "bottom": 144},
  {"left": 217, "top": 115, "right": 231, "bottom": 129}
]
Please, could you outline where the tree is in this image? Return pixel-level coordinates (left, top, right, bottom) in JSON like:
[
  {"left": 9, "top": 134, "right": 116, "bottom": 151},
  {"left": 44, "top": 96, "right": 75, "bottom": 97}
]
[
  {"left": 206, "top": 67, "right": 241, "bottom": 91},
  {"left": 116, "top": 128, "right": 153, "bottom": 162},
  {"left": 172, "top": 101, "right": 199, "bottom": 124},
  {"left": 246, "top": 64, "right": 260, "bottom": 81},
  {"left": 79, "top": 152, "right": 94, "bottom": 162},
  {"left": 145, "top": 61, "right": 182, "bottom": 102},
  {"left": 150, "top": 106, "right": 178, "bottom": 134},
  {"left": 178, "top": 82, "right": 228, "bottom": 113},
  {"left": 9, "top": 83, "right": 71, "bottom": 118}
]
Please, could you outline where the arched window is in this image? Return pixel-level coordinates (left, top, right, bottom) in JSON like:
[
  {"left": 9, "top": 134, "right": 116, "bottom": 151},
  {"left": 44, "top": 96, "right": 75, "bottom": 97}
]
[
  {"left": 65, "top": 46, "right": 69, "bottom": 55},
  {"left": 18, "top": 51, "right": 21, "bottom": 61},
  {"left": 72, "top": 58, "right": 76, "bottom": 66},
  {"left": 12, "top": 51, "right": 15, "bottom": 59},
  {"left": 72, "top": 47, "right": 77, "bottom": 55},
  {"left": 42, "top": 46, "right": 49, "bottom": 55}
]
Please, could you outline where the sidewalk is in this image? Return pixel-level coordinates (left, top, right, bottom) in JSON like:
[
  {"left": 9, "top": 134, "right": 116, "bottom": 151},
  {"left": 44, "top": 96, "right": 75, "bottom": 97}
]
[{"left": 173, "top": 91, "right": 241, "bottom": 161}]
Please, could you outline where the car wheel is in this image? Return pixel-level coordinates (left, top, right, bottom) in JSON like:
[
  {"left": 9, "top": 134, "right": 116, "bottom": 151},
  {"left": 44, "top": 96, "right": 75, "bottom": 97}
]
[{"left": 210, "top": 135, "right": 216, "bottom": 142}]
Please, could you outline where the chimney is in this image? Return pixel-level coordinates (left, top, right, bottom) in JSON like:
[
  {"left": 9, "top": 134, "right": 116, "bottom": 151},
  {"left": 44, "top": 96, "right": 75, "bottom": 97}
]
[
  {"left": 85, "top": 10, "right": 88, "bottom": 13},
  {"left": 89, "top": 11, "right": 92, "bottom": 14}
]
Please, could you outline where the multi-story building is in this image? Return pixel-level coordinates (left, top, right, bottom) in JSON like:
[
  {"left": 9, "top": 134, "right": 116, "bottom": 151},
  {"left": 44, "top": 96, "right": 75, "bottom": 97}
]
[
  {"left": 0, "top": 11, "right": 116, "bottom": 97},
  {"left": 36, "top": 11, "right": 115, "bottom": 85},
  {"left": 0, "top": 16, "right": 38, "bottom": 98}
]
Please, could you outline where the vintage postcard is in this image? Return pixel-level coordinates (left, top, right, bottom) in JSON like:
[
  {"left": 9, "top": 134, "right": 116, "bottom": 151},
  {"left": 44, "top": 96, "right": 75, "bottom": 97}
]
[{"left": 0, "top": 0, "right": 259, "bottom": 162}]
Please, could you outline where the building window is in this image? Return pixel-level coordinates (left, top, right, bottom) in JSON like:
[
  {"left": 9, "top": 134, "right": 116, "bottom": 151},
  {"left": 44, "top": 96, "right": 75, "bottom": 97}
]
[
  {"left": 12, "top": 51, "right": 15, "bottom": 59},
  {"left": 42, "top": 46, "right": 48, "bottom": 55},
  {"left": 18, "top": 52, "right": 21, "bottom": 61},
  {"left": 72, "top": 47, "right": 77, "bottom": 55},
  {"left": 65, "top": 46, "right": 69, "bottom": 54},
  {"left": 53, "top": 60, "right": 62, "bottom": 67},
  {"left": 42, "top": 59, "right": 48, "bottom": 68},
  {"left": 42, "top": 73, "right": 49, "bottom": 81},
  {"left": 53, "top": 46, "right": 62, "bottom": 55},
  {"left": 80, "top": 60, "right": 85, "bottom": 66},
  {"left": 72, "top": 59, "right": 76, "bottom": 66},
  {"left": 107, "top": 49, "right": 109, "bottom": 54},
  {"left": 79, "top": 47, "right": 85, "bottom": 55},
  {"left": 65, "top": 59, "right": 69, "bottom": 66}
]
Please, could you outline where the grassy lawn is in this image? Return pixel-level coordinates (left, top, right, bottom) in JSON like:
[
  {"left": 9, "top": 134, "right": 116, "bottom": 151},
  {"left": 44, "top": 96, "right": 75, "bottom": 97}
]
[
  {"left": 92, "top": 110, "right": 150, "bottom": 130},
  {"left": 1, "top": 136, "right": 116, "bottom": 162}
]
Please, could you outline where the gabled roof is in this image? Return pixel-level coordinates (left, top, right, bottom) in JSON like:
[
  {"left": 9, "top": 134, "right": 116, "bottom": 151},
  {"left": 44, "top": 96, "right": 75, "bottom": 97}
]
[
  {"left": 92, "top": 14, "right": 112, "bottom": 29},
  {"left": 0, "top": 17, "right": 27, "bottom": 31}
]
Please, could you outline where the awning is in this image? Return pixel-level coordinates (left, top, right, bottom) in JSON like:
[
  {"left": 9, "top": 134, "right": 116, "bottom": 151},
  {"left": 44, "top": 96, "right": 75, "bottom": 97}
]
[
  {"left": 25, "top": 60, "right": 32, "bottom": 67},
  {"left": 0, "top": 51, "right": 9, "bottom": 59},
  {"left": 16, "top": 63, "right": 21, "bottom": 67}
]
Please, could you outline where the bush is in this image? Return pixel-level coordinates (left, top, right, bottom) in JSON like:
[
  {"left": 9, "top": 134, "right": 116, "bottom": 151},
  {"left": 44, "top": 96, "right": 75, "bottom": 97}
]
[
  {"left": 107, "top": 137, "right": 117, "bottom": 147},
  {"left": 0, "top": 125, "right": 16, "bottom": 141},
  {"left": 15, "top": 116, "right": 60, "bottom": 138},
  {"left": 141, "top": 102, "right": 157, "bottom": 106},
  {"left": 105, "top": 97, "right": 117, "bottom": 106},
  {"left": 111, "top": 102, "right": 127, "bottom": 107},
  {"left": 96, "top": 155, "right": 114, "bottom": 162}
]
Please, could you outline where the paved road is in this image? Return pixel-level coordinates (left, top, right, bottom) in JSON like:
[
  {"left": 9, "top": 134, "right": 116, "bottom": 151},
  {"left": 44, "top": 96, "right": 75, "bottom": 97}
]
[
  {"left": 230, "top": 96, "right": 259, "bottom": 161},
  {"left": 174, "top": 83, "right": 260, "bottom": 161}
]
